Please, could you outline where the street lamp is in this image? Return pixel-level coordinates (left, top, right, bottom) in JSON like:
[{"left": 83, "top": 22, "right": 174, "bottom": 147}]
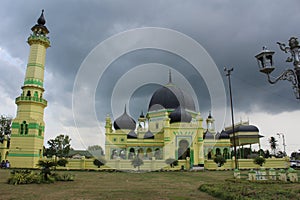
[
  {"left": 224, "top": 67, "right": 238, "bottom": 169},
  {"left": 277, "top": 133, "right": 287, "bottom": 156},
  {"left": 255, "top": 36, "right": 300, "bottom": 99}
]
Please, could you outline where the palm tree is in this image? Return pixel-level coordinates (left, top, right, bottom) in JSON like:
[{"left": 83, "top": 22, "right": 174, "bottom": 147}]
[
  {"left": 37, "top": 160, "right": 57, "bottom": 181},
  {"left": 269, "top": 136, "right": 278, "bottom": 156}
]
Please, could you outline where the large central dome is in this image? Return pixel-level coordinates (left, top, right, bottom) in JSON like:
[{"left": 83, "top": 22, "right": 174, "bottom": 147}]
[{"left": 148, "top": 73, "right": 196, "bottom": 111}]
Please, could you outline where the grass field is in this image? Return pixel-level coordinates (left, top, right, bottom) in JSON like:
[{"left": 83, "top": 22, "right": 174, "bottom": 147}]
[{"left": 0, "top": 169, "right": 299, "bottom": 200}]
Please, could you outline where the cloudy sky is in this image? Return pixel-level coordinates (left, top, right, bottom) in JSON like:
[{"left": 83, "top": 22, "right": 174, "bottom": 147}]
[{"left": 0, "top": 1, "right": 299, "bottom": 154}]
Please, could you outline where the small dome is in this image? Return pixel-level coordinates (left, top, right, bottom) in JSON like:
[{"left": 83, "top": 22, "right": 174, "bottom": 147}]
[
  {"left": 203, "top": 130, "right": 214, "bottom": 139},
  {"left": 127, "top": 130, "right": 137, "bottom": 139},
  {"left": 113, "top": 107, "right": 136, "bottom": 130},
  {"left": 144, "top": 130, "right": 154, "bottom": 139},
  {"left": 37, "top": 10, "right": 46, "bottom": 25},
  {"left": 217, "top": 130, "right": 230, "bottom": 139},
  {"left": 169, "top": 106, "right": 192, "bottom": 124}
]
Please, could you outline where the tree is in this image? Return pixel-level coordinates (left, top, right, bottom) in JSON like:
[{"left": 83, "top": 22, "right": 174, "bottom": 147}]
[
  {"left": 45, "top": 135, "right": 71, "bottom": 158},
  {"left": 93, "top": 157, "right": 106, "bottom": 168},
  {"left": 214, "top": 155, "right": 226, "bottom": 167},
  {"left": 37, "top": 160, "right": 57, "bottom": 181},
  {"left": 269, "top": 136, "right": 278, "bottom": 155},
  {"left": 131, "top": 156, "right": 144, "bottom": 171},
  {"left": 253, "top": 156, "right": 266, "bottom": 167},
  {"left": 291, "top": 151, "right": 300, "bottom": 160},
  {"left": 165, "top": 158, "right": 178, "bottom": 168},
  {"left": 57, "top": 159, "right": 68, "bottom": 167},
  {"left": 88, "top": 145, "right": 104, "bottom": 158},
  {"left": 0, "top": 115, "right": 12, "bottom": 146}
]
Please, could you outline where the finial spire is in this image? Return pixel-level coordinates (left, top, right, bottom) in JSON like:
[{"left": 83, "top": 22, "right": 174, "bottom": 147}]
[
  {"left": 37, "top": 9, "right": 46, "bottom": 25},
  {"left": 169, "top": 69, "right": 172, "bottom": 83},
  {"left": 208, "top": 111, "right": 212, "bottom": 118},
  {"left": 124, "top": 105, "right": 127, "bottom": 113}
]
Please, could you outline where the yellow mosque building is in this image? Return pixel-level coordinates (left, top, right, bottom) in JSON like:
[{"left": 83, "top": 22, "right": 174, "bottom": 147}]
[
  {"left": 104, "top": 72, "right": 265, "bottom": 169},
  {"left": 0, "top": 10, "right": 289, "bottom": 170}
]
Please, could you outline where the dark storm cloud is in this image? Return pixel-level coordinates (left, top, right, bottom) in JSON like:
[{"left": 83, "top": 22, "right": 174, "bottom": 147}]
[{"left": 1, "top": 0, "right": 299, "bottom": 126}]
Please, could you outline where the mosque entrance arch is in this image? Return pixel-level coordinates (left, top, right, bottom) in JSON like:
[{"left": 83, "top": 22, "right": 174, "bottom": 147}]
[{"left": 178, "top": 139, "right": 190, "bottom": 160}]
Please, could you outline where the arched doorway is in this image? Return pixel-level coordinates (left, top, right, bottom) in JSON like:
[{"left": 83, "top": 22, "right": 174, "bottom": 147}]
[
  {"left": 146, "top": 148, "right": 152, "bottom": 159},
  {"left": 138, "top": 148, "right": 144, "bottom": 159},
  {"left": 178, "top": 140, "right": 190, "bottom": 160}
]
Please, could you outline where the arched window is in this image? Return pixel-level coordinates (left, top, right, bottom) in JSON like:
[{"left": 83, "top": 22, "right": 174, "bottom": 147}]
[
  {"left": 146, "top": 148, "right": 152, "bottom": 159},
  {"left": 26, "top": 91, "right": 31, "bottom": 97},
  {"left": 38, "top": 124, "right": 42, "bottom": 136},
  {"left": 119, "top": 150, "right": 126, "bottom": 159},
  {"left": 216, "top": 148, "right": 221, "bottom": 156},
  {"left": 223, "top": 148, "right": 229, "bottom": 159},
  {"left": 20, "top": 121, "right": 28, "bottom": 135},
  {"left": 111, "top": 149, "right": 118, "bottom": 159},
  {"left": 138, "top": 148, "right": 144, "bottom": 159},
  {"left": 128, "top": 148, "right": 135, "bottom": 159},
  {"left": 154, "top": 148, "right": 161, "bottom": 160}
]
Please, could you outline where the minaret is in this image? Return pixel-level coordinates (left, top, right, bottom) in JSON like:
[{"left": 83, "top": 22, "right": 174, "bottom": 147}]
[
  {"left": 206, "top": 111, "right": 215, "bottom": 133},
  {"left": 8, "top": 10, "right": 50, "bottom": 168}
]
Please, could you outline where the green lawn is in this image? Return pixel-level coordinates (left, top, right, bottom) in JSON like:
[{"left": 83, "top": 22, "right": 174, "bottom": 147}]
[{"left": 0, "top": 169, "right": 299, "bottom": 200}]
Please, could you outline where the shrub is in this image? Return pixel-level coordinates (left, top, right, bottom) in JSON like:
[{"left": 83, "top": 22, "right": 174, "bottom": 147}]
[
  {"left": 93, "top": 157, "right": 106, "bottom": 168},
  {"left": 52, "top": 173, "right": 74, "bottom": 181},
  {"left": 131, "top": 156, "right": 144, "bottom": 170},
  {"left": 7, "top": 170, "right": 42, "bottom": 185},
  {"left": 165, "top": 158, "right": 178, "bottom": 168},
  {"left": 57, "top": 159, "right": 68, "bottom": 167},
  {"left": 253, "top": 156, "right": 266, "bottom": 167},
  {"left": 213, "top": 155, "right": 226, "bottom": 167}
]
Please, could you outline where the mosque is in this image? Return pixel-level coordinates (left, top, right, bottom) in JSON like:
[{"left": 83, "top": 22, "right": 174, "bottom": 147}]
[
  {"left": 104, "top": 71, "right": 263, "bottom": 169},
  {"left": 0, "top": 10, "right": 272, "bottom": 170}
]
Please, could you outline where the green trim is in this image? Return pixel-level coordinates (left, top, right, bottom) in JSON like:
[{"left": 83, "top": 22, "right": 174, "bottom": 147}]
[
  {"left": 12, "top": 122, "right": 19, "bottom": 128},
  {"left": 173, "top": 131, "right": 194, "bottom": 135},
  {"left": 190, "top": 149, "right": 194, "bottom": 166},
  {"left": 198, "top": 138, "right": 203, "bottom": 142},
  {"left": 24, "top": 78, "right": 43, "bottom": 87},
  {"left": 8, "top": 153, "right": 40, "bottom": 157},
  {"left": 10, "top": 134, "right": 44, "bottom": 139},
  {"left": 15, "top": 96, "right": 47, "bottom": 107},
  {"left": 17, "top": 110, "right": 44, "bottom": 115},
  {"left": 28, "top": 123, "right": 39, "bottom": 129},
  {"left": 164, "top": 137, "right": 171, "bottom": 141},
  {"left": 27, "top": 63, "right": 44, "bottom": 68}
]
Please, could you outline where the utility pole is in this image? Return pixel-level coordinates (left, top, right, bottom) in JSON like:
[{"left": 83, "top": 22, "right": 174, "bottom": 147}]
[
  {"left": 224, "top": 67, "right": 238, "bottom": 169},
  {"left": 277, "top": 133, "right": 287, "bottom": 156}
]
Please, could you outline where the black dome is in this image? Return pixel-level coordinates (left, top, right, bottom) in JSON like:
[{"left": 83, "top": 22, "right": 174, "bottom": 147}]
[
  {"left": 127, "top": 130, "right": 137, "bottom": 139},
  {"left": 148, "top": 83, "right": 196, "bottom": 112},
  {"left": 217, "top": 130, "right": 230, "bottom": 139},
  {"left": 144, "top": 130, "right": 154, "bottom": 139},
  {"left": 204, "top": 130, "right": 214, "bottom": 139},
  {"left": 113, "top": 107, "right": 136, "bottom": 130},
  {"left": 226, "top": 125, "right": 259, "bottom": 135},
  {"left": 169, "top": 106, "right": 192, "bottom": 124}
]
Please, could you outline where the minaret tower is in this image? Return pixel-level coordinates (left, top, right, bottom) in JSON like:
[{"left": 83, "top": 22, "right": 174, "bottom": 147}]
[{"left": 8, "top": 10, "right": 50, "bottom": 168}]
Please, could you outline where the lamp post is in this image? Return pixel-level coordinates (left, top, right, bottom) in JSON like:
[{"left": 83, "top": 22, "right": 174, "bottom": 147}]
[
  {"left": 224, "top": 67, "right": 238, "bottom": 169},
  {"left": 277, "top": 133, "right": 287, "bottom": 156},
  {"left": 255, "top": 37, "right": 300, "bottom": 99}
]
